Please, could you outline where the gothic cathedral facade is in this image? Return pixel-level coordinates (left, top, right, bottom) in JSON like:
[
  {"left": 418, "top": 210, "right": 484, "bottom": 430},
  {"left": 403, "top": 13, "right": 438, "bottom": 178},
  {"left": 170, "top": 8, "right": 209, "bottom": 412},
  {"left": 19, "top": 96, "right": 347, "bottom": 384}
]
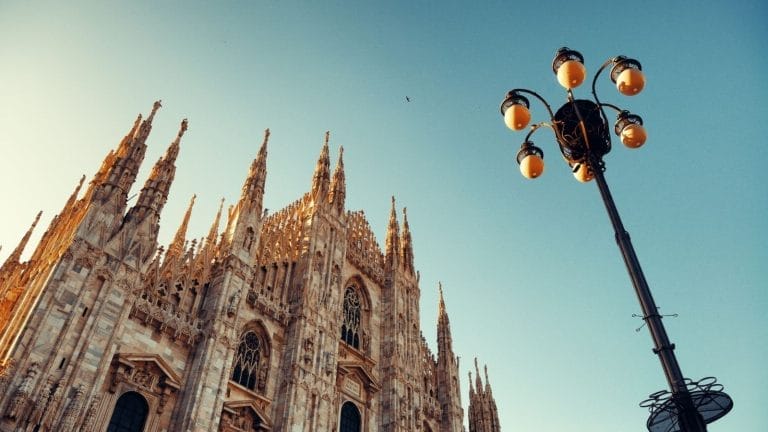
[{"left": 0, "top": 102, "right": 471, "bottom": 432}]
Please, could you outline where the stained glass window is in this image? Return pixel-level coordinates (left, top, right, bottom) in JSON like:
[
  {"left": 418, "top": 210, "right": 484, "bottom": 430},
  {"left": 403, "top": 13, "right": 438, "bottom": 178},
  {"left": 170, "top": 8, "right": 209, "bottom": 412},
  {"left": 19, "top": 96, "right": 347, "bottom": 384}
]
[
  {"left": 232, "top": 331, "right": 261, "bottom": 390},
  {"left": 341, "top": 287, "right": 361, "bottom": 349}
]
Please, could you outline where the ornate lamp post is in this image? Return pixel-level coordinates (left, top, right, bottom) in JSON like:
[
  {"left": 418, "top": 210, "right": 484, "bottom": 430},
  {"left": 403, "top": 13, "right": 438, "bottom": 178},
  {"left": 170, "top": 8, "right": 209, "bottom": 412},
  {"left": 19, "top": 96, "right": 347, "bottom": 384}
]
[{"left": 500, "top": 48, "right": 733, "bottom": 432}]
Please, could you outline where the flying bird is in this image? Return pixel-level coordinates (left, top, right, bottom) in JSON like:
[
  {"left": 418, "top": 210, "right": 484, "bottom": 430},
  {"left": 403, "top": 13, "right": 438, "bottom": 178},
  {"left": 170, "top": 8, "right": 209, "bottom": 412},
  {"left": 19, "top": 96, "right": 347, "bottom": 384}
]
[{"left": 405, "top": 96, "right": 411, "bottom": 102}]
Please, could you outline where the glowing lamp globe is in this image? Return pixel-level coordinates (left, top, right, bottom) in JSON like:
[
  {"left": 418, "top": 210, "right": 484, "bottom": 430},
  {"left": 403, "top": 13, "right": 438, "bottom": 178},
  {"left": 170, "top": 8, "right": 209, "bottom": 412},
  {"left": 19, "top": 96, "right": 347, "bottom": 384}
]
[
  {"left": 573, "top": 163, "right": 594, "bottom": 182},
  {"left": 519, "top": 154, "right": 544, "bottom": 179},
  {"left": 616, "top": 68, "right": 645, "bottom": 96},
  {"left": 620, "top": 123, "right": 647, "bottom": 148},
  {"left": 557, "top": 60, "right": 586, "bottom": 89},
  {"left": 504, "top": 104, "right": 531, "bottom": 131}
]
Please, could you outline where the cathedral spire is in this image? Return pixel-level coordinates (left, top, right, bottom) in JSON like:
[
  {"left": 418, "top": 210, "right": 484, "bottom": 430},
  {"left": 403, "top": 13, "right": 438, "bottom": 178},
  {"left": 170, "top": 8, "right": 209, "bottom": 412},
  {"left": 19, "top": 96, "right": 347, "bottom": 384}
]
[
  {"left": 165, "top": 194, "right": 196, "bottom": 264},
  {"left": 195, "top": 198, "right": 224, "bottom": 275},
  {"left": 206, "top": 198, "right": 225, "bottom": 248},
  {"left": 222, "top": 131, "right": 269, "bottom": 261},
  {"left": 385, "top": 196, "right": 400, "bottom": 267},
  {"left": 92, "top": 101, "right": 160, "bottom": 206},
  {"left": 484, "top": 364, "right": 493, "bottom": 395},
  {"left": 131, "top": 118, "right": 187, "bottom": 215},
  {"left": 474, "top": 357, "right": 484, "bottom": 395},
  {"left": 400, "top": 207, "right": 414, "bottom": 273},
  {"left": 239, "top": 129, "right": 269, "bottom": 214},
  {"left": 310, "top": 131, "right": 331, "bottom": 203},
  {"left": 328, "top": 145, "right": 346, "bottom": 214},
  {"left": 437, "top": 282, "right": 454, "bottom": 360},
  {"left": 134, "top": 100, "right": 162, "bottom": 142},
  {"left": 468, "top": 360, "right": 501, "bottom": 432},
  {"left": 63, "top": 175, "right": 86, "bottom": 213},
  {"left": 435, "top": 282, "right": 464, "bottom": 431},
  {"left": 115, "top": 114, "right": 143, "bottom": 158},
  {"left": 0, "top": 211, "right": 41, "bottom": 272},
  {"left": 438, "top": 281, "right": 446, "bottom": 318}
]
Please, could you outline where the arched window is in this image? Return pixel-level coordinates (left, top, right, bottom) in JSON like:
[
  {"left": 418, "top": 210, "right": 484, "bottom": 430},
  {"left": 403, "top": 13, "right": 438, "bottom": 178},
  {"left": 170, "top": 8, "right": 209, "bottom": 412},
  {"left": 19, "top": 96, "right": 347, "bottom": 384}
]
[
  {"left": 339, "top": 401, "right": 361, "bottom": 432},
  {"left": 232, "top": 331, "right": 262, "bottom": 390},
  {"left": 107, "top": 391, "right": 148, "bottom": 432},
  {"left": 340, "top": 287, "right": 361, "bottom": 349}
]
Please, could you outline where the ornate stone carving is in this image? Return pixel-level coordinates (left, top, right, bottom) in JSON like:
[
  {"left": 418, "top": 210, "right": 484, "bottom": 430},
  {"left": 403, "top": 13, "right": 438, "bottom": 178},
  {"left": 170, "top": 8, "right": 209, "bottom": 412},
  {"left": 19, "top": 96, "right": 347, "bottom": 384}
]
[
  {"left": 60, "top": 384, "right": 85, "bottom": 430},
  {"left": 244, "top": 287, "right": 289, "bottom": 325},
  {"left": 27, "top": 375, "right": 54, "bottom": 426},
  {"left": 111, "top": 353, "right": 181, "bottom": 416},
  {"left": 345, "top": 211, "right": 385, "bottom": 285},
  {"left": 5, "top": 362, "right": 37, "bottom": 419},
  {"left": 130, "top": 288, "right": 204, "bottom": 345},
  {"left": 80, "top": 395, "right": 101, "bottom": 432},
  {"left": 227, "top": 288, "right": 242, "bottom": 317}
]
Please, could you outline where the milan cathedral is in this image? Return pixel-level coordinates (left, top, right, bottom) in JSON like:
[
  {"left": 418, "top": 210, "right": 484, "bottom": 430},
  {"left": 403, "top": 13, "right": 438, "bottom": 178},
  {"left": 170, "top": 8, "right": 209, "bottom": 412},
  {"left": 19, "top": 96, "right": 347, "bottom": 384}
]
[{"left": 0, "top": 102, "right": 500, "bottom": 431}]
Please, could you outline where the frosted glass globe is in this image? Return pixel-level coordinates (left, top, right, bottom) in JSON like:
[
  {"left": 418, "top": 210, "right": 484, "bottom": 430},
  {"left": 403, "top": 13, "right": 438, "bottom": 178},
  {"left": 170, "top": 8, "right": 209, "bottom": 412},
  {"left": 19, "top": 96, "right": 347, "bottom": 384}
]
[
  {"left": 504, "top": 104, "right": 531, "bottom": 131},
  {"left": 573, "top": 163, "right": 594, "bottom": 182},
  {"left": 519, "top": 154, "right": 544, "bottom": 179},
  {"left": 621, "top": 123, "right": 647, "bottom": 148},
  {"left": 616, "top": 68, "right": 645, "bottom": 96},
  {"left": 556, "top": 60, "right": 586, "bottom": 89}
]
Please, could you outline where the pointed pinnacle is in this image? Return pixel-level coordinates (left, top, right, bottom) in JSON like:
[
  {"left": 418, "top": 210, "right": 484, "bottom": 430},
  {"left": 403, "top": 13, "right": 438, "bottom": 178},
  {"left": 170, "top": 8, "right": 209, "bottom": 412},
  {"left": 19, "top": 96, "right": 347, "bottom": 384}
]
[
  {"left": 261, "top": 129, "right": 270, "bottom": 152},
  {"left": 3, "top": 211, "right": 42, "bottom": 266},
  {"left": 167, "top": 195, "right": 196, "bottom": 258},
  {"left": 474, "top": 357, "right": 483, "bottom": 390},
  {"left": 179, "top": 118, "right": 189, "bottom": 136},
  {"left": 484, "top": 364, "right": 492, "bottom": 393},
  {"left": 207, "top": 197, "right": 225, "bottom": 243},
  {"left": 148, "top": 100, "right": 162, "bottom": 123}
]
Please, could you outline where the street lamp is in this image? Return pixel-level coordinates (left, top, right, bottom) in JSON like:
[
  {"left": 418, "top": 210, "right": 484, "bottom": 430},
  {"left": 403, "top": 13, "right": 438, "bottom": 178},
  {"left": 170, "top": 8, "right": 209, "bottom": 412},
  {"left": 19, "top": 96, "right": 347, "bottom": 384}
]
[{"left": 500, "top": 47, "right": 733, "bottom": 432}]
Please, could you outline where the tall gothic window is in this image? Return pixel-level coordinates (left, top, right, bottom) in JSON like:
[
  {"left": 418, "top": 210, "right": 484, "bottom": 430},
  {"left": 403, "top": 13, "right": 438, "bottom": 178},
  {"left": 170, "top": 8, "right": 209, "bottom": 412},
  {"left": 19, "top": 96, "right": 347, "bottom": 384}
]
[
  {"left": 339, "top": 401, "right": 361, "bottom": 432},
  {"left": 107, "top": 391, "right": 148, "bottom": 432},
  {"left": 340, "top": 287, "right": 361, "bottom": 349},
  {"left": 232, "top": 331, "right": 262, "bottom": 390}
]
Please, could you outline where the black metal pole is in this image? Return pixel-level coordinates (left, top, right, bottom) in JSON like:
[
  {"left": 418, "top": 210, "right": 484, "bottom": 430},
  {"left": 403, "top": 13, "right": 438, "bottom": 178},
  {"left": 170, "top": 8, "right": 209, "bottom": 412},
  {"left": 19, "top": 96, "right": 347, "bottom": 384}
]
[{"left": 588, "top": 155, "right": 707, "bottom": 432}]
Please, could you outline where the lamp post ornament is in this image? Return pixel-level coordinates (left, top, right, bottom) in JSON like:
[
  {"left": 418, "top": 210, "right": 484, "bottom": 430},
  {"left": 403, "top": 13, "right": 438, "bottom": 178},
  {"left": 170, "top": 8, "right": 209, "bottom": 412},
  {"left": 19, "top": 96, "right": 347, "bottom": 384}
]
[{"left": 500, "top": 47, "right": 733, "bottom": 432}]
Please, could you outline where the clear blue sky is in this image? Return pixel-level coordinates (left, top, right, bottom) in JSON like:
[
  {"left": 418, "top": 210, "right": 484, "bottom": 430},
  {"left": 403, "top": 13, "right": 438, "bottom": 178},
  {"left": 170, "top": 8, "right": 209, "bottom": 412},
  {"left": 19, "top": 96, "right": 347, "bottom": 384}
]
[{"left": 1, "top": 1, "right": 766, "bottom": 430}]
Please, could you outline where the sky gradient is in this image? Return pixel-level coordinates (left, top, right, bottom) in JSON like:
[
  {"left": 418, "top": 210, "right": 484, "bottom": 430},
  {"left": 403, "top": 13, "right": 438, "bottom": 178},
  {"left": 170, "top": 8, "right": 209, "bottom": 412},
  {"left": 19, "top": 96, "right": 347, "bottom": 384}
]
[{"left": 1, "top": 1, "right": 766, "bottom": 430}]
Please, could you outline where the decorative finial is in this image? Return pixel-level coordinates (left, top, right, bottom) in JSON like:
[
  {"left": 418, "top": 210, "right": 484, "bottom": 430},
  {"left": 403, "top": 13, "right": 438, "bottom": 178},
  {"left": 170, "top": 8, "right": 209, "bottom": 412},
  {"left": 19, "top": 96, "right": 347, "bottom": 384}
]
[
  {"left": 324, "top": 131, "right": 330, "bottom": 147},
  {"left": 179, "top": 118, "right": 189, "bottom": 136},
  {"left": 148, "top": 100, "right": 162, "bottom": 121}
]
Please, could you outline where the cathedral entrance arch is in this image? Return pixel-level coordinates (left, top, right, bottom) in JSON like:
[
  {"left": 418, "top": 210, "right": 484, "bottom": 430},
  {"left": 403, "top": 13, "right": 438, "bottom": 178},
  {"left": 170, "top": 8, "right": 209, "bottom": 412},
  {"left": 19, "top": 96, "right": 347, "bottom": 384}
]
[
  {"left": 107, "top": 391, "right": 149, "bottom": 432},
  {"left": 339, "top": 401, "right": 361, "bottom": 432}
]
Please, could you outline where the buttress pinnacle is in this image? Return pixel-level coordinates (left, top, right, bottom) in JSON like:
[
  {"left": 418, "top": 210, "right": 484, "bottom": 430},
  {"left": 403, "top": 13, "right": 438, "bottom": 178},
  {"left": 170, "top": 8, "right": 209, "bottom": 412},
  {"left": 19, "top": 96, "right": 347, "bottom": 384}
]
[
  {"left": 311, "top": 131, "right": 331, "bottom": 202},
  {"left": 239, "top": 129, "right": 269, "bottom": 214},
  {"left": 400, "top": 207, "right": 414, "bottom": 273},
  {"left": 385, "top": 196, "right": 400, "bottom": 263},
  {"left": 0, "top": 211, "right": 42, "bottom": 271},
  {"left": 328, "top": 146, "right": 346, "bottom": 213},
  {"left": 131, "top": 118, "right": 186, "bottom": 216},
  {"left": 166, "top": 194, "right": 196, "bottom": 263}
]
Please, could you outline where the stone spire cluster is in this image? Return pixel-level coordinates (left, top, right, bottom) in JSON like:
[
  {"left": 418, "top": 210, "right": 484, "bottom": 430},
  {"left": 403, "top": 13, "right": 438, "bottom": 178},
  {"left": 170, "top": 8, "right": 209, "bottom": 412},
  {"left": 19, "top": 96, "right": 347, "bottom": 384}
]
[
  {"left": 468, "top": 358, "right": 501, "bottom": 432},
  {"left": 0, "top": 111, "right": 482, "bottom": 432}
]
